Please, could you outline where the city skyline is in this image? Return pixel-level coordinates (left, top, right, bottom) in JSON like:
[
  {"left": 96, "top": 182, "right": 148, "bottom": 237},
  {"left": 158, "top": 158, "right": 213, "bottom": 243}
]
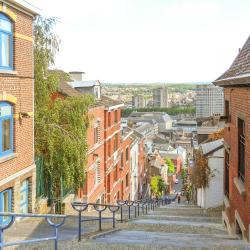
[{"left": 30, "top": 0, "right": 250, "bottom": 83}]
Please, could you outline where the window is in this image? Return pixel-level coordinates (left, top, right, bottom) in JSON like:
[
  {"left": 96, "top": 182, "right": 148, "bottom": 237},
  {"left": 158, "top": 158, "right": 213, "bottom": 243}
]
[
  {"left": 113, "top": 165, "right": 118, "bottom": 182},
  {"left": 126, "top": 147, "right": 129, "bottom": 162},
  {"left": 95, "top": 160, "right": 101, "bottom": 185},
  {"left": 0, "top": 102, "right": 13, "bottom": 157},
  {"left": 0, "top": 14, "right": 13, "bottom": 70},
  {"left": 0, "top": 188, "right": 12, "bottom": 224},
  {"left": 114, "top": 110, "right": 118, "bottom": 123},
  {"left": 225, "top": 151, "right": 230, "bottom": 198},
  {"left": 120, "top": 151, "right": 124, "bottom": 168},
  {"left": 108, "top": 112, "right": 111, "bottom": 127},
  {"left": 126, "top": 173, "right": 129, "bottom": 187},
  {"left": 107, "top": 139, "right": 111, "bottom": 157},
  {"left": 114, "top": 133, "right": 118, "bottom": 151},
  {"left": 225, "top": 100, "right": 230, "bottom": 122},
  {"left": 107, "top": 174, "right": 110, "bottom": 193},
  {"left": 20, "top": 179, "right": 29, "bottom": 214},
  {"left": 94, "top": 120, "right": 100, "bottom": 144},
  {"left": 238, "top": 118, "right": 245, "bottom": 182}
]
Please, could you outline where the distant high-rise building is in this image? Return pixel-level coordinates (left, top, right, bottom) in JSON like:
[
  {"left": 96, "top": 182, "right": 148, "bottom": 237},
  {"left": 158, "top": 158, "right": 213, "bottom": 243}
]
[
  {"left": 153, "top": 87, "right": 168, "bottom": 108},
  {"left": 132, "top": 95, "right": 145, "bottom": 108},
  {"left": 195, "top": 85, "right": 224, "bottom": 118}
]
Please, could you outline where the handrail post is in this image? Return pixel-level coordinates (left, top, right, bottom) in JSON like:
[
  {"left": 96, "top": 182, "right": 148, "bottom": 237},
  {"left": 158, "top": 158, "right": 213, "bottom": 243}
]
[
  {"left": 54, "top": 227, "right": 58, "bottom": 250},
  {"left": 120, "top": 206, "right": 123, "bottom": 222},
  {"left": 137, "top": 203, "right": 140, "bottom": 216},
  {"left": 134, "top": 206, "right": 137, "bottom": 218},
  {"left": 98, "top": 211, "right": 102, "bottom": 231},
  {"left": 78, "top": 210, "right": 82, "bottom": 242},
  {"left": 128, "top": 205, "right": 131, "bottom": 219},
  {"left": 112, "top": 211, "right": 115, "bottom": 229},
  {"left": 146, "top": 204, "right": 148, "bottom": 214}
]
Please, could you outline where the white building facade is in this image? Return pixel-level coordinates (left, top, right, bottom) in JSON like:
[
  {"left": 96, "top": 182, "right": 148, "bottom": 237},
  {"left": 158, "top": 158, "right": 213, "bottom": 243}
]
[{"left": 196, "top": 85, "right": 224, "bottom": 118}]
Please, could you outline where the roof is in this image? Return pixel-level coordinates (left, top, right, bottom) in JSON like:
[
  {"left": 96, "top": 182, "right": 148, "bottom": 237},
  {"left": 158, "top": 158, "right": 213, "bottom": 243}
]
[
  {"left": 200, "top": 139, "right": 224, "bottom": 156},
  {"left": 95, "top": 96, "right": 123, "bottom": 109},
  {"left": 58, "top": 82, "right": 82, "bottom": 97},
  {"left": 57, "top": 83, "right": 123, "bottom": 109},
  {"left": 214, "top": 36, "right": 250, "bottom": 87},
  {"left": 8, "top": 0, "right": 40, "bottom": 15},
  {"left": 69, "top": 80, "right": 100, "bottom": 88}
]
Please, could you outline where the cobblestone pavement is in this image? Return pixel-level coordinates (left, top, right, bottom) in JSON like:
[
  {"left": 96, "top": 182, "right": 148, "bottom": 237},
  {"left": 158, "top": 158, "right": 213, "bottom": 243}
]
[{"left": 3, "top": 202, "right": 250, "bottom": 249}]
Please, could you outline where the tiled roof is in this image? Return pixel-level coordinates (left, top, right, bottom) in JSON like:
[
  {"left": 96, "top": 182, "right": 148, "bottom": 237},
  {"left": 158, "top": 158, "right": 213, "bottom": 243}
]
[
  {"left": 58, "top": 82, "right": 82, "bottom": 97},
  {"left": 214, "top": 36, "right": 250, "bottom": 86}
]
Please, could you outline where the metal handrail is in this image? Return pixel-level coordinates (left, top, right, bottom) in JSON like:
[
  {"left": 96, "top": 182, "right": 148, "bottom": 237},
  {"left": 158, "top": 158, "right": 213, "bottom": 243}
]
[
  {"left": 71, "top": 197, "right": 169, "bottom": 242},
  {"left": 0, "top": 213, "right": 66, "bottom": 250},
  {"left": 71, "top": 202, "right": 120, "bottom": 241}
]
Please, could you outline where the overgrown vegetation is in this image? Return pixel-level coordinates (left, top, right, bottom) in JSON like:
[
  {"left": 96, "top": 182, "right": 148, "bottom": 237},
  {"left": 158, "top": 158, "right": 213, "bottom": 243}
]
[
  {"left": 165, "top": 158, "right": 175, "bottom": 174},
  {"left": 34, "top": 17, "right": 93, "bottom": 204},
  {"left": 150, "top": 176, "right": 166, "bottom": 197},
  {"left": 191, "top": 149, "right": 212, "bottom": 188},
  {"left": 122, "top": 105, "right": 195, "bottom": 117}
]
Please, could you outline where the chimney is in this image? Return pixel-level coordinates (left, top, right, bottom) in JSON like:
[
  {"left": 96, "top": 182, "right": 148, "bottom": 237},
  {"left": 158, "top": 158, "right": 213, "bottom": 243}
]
[{"left": 69, "top": 71, "right": 86, "bottom": 81}]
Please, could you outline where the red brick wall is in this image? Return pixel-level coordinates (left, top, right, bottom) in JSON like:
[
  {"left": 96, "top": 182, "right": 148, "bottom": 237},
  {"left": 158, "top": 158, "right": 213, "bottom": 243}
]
[
  {"left": 224, "top": 87, "right": 250, "bottom": 239},
  {"left": 83, "top": 106, "right": 105, "bottom": 203},
  {"left": 0, "top": 6, "right": 34, "bottom": 187}
]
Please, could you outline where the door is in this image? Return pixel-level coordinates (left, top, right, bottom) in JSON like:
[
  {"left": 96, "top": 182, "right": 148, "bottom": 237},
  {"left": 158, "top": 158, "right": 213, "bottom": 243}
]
[
  {"left": 0, "top": 189, "right": 12, "bottom": 224},
  {"left": 20, "top": 179, "right": 29, "bottom": 214}
]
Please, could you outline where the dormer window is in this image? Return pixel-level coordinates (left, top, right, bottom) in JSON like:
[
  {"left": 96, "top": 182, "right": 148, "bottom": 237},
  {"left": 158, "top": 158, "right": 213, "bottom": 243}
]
[{"left": 0, "top": 13, "right": 13, "bottom": 70}]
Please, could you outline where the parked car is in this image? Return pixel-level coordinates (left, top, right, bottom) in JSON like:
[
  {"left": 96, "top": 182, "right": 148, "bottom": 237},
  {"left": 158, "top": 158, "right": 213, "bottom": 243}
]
[{"left": 175, "top": 179, "right": 179, "bottom": 184}]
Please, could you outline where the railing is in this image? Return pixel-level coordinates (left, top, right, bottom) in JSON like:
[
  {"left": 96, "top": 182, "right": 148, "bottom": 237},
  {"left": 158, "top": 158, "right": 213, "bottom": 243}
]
[
  {"left": 72, "top": 197, "right": 171, "bottom": 242},
  {"left": 0, "top": 213, "right": 66, "bottom": 250},
  {"left": 71, "top": 202, "right": 120, "bottom": 241}
]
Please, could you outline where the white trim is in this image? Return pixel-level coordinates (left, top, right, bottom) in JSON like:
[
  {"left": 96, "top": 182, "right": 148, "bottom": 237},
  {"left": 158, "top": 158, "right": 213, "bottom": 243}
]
[
  {"left": 105, "top": 129, "right": 121, "bottom": 141},
  {"left": 104, "top": 121, "right": 121, "bottom": 131},
  {"left": 88, "top": 141, "right": 104, "bottom": 154},
  {"left": 106, "top": 103, "right": 124, "bottom": 111},
  {"left": 215, "top": 72, "right": 250, "bottom": 83},
  {"left": 2, "top": 0, "right": 40, "bottom": 16},
  {"left": 0, "top": 163, "right": 35, "bottom": 186}
]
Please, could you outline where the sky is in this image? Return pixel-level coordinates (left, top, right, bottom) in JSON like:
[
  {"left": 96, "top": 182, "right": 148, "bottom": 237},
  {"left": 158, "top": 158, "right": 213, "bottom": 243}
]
[{"left": 30, "top": 0, "right": 250, "bottom": 83}]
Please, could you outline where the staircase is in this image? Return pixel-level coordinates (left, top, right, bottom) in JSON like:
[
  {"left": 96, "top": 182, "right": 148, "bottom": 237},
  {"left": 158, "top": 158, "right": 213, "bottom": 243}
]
[
  {"left": 80, "top": 202, "right": 248, "bottom": 250},
  {"left": 12, "top": 202, "right": 249, "bottom": 249}
]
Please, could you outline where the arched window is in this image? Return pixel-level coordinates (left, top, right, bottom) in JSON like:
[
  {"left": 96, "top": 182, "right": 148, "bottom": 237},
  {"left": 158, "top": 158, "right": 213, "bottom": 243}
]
[
  {"left": 0, "top": 13, "right": 13, "bottom": 70},
  {"left": 0, "top": 102, "right": 13, "bottom": 157}
]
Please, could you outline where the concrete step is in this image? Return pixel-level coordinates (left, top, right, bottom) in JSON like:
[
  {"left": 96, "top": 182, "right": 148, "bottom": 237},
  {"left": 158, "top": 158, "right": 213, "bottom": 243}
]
[
  {"left": 121, "top": 218, "right": 227, "bottom": 235},
  {"left": 142, "top": 214, "right": 222, "bottom": 223},
  {"left": 87, "top": 230, "right": 248, "bottom": 250},
  {"left": 153, "top": 207, "right": 215, "bottom": 217}
]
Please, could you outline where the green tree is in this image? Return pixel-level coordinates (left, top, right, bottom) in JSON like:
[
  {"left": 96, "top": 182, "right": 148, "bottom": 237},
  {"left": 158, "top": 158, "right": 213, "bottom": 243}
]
[
  {"left": 165, "top": 158, "right": 175, "bottom": 174},
  {"left": 181, "top": 168, "right": 187, "bottom": 179},
  {"left": 150, "top": 176, "right": 166, "bottom": 197},
  {"left": 34, "top": 17, "right": 93, "bottom": 206}
]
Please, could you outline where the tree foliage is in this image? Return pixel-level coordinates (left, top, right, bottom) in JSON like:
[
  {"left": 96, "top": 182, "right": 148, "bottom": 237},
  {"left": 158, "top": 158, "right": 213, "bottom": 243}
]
[
  {"left": 150, "top": 176, "right": 166, "bottom": 197},
  {"left": 208, "top": 129, "right": 224, "bottom": 141},
  {"left": 165, "top": 158, "right": 175, "bottom": 174},
  {"left": 121, "top": 105, "right": 195, "bottom": 117},
  {"left": 34, "top": 17, "right": 93, "bottom": 200},
  {"left": 191, "top": 149, "right": 212, "bottom": 188}
]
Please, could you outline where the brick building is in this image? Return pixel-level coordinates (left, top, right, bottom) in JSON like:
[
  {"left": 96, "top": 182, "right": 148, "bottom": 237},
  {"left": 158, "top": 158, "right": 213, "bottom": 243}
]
[
  {"left": 213, "top": 35, "right": 250, "bottom": 241},
  {"left": 57, "top": 80, "right": 135, "bottom": 205},
  {"left": 0, "top": 1, "right": 38, "bottom": 222}
]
